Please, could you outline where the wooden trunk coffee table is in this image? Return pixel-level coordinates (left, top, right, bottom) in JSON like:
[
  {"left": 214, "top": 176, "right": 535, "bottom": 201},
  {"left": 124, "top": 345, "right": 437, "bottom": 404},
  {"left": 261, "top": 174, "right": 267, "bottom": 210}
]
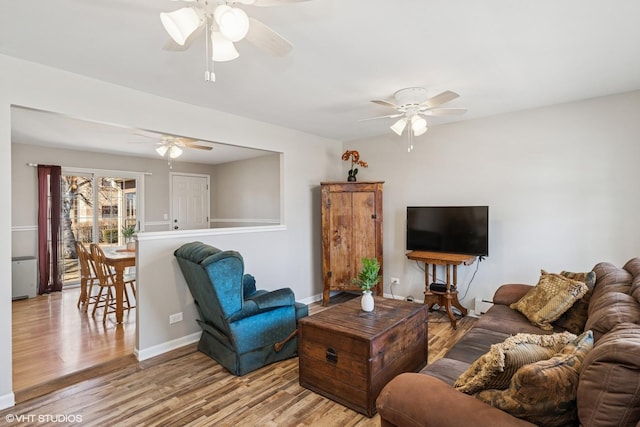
[{"left": 298, "top": 297, "right": 428, "bottom": 417}]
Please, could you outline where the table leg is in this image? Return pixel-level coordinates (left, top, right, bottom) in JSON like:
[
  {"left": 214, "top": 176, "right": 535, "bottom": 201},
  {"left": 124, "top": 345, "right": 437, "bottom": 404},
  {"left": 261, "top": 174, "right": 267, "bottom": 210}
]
[
  {"left": 443, "top": 292, "right": 457, "bottom": 328},
  {"left": 114, "top": 266, "right": 124, "bottom": 324}
]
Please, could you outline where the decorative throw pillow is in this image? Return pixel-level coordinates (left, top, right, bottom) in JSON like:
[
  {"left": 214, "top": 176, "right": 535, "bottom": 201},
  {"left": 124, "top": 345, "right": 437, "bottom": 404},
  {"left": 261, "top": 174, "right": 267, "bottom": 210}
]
[
  {"left": 454, "top": 331, "right": 576, "bottom": 394},
  {"left": 510, "top": 272, "right": 589, "bottom": 330},
  {"left": 476, "top": 330, "right": 594, "bottom": 427},
  {"left": 554, "top": 271, "right": 596, "bottom": 334}
]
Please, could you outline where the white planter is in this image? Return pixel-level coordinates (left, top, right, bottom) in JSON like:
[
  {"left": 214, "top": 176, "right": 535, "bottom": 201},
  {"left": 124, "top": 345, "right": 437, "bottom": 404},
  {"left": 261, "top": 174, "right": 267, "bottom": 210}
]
[{"left": 361, "top": 290, "right": 375, "bottom": 312}]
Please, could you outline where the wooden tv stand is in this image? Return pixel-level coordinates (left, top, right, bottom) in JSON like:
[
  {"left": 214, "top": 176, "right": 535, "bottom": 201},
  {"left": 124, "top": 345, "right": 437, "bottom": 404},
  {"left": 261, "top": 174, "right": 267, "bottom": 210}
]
[{"left": 406, "top": 251, "right": 477, "bottom": 329}]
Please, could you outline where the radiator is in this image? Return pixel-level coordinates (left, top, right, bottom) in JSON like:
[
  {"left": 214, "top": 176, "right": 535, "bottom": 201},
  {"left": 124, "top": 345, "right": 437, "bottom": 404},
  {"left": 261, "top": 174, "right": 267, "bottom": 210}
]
[{"left": 12, "top": 256, "right": 37, "bottom": 300}]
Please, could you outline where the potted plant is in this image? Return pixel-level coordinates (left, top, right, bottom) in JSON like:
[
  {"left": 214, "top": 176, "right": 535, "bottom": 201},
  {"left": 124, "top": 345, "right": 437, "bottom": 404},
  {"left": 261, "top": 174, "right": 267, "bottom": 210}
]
[
  {"left": 342, "top": 150, "right": 368, "bottom": 182},
  {"left": 352, "top": 257, "right": 381, "bottom": 312},
  {"left": 122, "top": 224, "right": 136, "bottom": 251}
]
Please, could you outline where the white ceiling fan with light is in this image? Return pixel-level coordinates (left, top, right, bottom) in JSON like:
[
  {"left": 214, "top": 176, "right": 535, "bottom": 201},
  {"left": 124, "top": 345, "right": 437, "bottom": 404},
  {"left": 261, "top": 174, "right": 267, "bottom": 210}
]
[
  {"left": 363, "top": 87, "right": 467, "bottom": 152},
  {"left": 136, "top": 130, "right": 213, "bottom": 168},
  {"left": 160, "top": 0, "right": 308, "bottom": 81}
]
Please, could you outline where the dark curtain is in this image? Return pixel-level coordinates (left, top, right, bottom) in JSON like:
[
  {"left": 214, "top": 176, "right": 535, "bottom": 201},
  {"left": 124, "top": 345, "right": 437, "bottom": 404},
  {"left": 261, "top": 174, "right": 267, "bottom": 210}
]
[{"left": 37, "top": 165, "right": 63, "bottom": 294}]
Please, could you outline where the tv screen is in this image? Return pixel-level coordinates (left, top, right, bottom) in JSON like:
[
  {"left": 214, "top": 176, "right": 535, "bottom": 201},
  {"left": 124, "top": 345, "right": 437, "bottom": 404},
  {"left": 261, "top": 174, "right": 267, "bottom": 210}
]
[{"left": 406, "top": 206, "right": 489, "bottom": 256}]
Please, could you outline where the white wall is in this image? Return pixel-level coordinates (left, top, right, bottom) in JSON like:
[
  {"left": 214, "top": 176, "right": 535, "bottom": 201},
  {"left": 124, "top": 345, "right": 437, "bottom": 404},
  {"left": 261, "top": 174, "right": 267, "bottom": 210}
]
[
  {"left": 0, "top": 54, "right": 342, "bottom": 409},
  {"left": 211, "top": 153, "right": 281, "bottom": 224},
  {"left": 345, "top": 90, "right": 640, "bottom": 309}
]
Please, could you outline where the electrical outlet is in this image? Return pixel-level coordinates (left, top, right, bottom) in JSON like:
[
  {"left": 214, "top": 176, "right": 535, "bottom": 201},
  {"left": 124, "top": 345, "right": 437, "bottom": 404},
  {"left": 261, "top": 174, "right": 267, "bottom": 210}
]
[
  {"left": 169, "top": 312, "right": 183, "bottom": 324},
  {"left": 390, "top": 277, "right": 400, "bottom": 285}
]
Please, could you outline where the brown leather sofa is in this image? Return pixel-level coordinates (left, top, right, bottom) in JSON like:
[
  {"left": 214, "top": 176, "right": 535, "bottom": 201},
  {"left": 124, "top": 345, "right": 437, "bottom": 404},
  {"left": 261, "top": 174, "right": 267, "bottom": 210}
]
[{"left": 376, "top": 258, "right": 640, "bottom": 427}]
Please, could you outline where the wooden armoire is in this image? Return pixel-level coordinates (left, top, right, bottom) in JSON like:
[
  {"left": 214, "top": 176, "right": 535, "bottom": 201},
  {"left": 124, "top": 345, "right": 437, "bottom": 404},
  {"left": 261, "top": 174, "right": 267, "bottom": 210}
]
[{"left": 321, "top": 181, "right": 384, "bottom": 306}]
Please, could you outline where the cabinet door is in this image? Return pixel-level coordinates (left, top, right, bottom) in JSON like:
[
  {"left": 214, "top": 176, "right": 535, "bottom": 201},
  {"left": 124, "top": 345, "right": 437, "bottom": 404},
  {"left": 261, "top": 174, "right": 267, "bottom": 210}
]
[
  {"left": 325, "top": 190, "right": 378, "bottom": 289},
  {"left": 326, "top": 191, "right": 353, "bottom": 289},
  {"left": 352, "top": 191, "right": 377, "bottom": 274}
]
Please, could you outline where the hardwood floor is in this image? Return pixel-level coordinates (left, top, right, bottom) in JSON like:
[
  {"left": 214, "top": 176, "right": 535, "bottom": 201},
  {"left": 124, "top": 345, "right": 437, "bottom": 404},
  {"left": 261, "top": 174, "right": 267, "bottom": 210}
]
[
  {"left": 5, "top": 292, "right": 475, "bottom": 426},
  {"left": 12, "top": 287, "right": 136, "bottom": 402}
]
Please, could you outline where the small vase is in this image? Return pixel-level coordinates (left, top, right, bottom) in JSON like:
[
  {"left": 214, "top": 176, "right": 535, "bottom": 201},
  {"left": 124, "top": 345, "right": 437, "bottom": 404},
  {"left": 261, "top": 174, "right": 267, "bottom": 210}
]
[
  {"left": 347, "top": 175, "right": 356, "bottom": 182},
  {"left": 126, "top": 240, "right": 136, "bottom": 251},
  {"left": 361, "top": 290, "right": 374, "bottom": 312}
]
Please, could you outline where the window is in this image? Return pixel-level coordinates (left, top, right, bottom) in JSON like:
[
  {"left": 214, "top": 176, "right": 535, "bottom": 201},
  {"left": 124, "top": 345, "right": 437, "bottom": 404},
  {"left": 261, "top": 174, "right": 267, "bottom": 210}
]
[{"left": 61, "top": 171, "right": 139, "bottom": 286}]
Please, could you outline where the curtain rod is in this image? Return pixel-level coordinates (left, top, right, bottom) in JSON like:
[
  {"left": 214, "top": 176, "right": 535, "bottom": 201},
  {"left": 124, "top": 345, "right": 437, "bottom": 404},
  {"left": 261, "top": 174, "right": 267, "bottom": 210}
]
[{"left": 27, "top": 163, "right": 152, "bottom": 176}]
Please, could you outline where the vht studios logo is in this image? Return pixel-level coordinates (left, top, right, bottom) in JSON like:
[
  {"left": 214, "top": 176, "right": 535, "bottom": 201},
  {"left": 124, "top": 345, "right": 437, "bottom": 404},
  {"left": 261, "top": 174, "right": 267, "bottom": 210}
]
[{"left": 5, "top": 413, "right": 83, "bottom": 423}]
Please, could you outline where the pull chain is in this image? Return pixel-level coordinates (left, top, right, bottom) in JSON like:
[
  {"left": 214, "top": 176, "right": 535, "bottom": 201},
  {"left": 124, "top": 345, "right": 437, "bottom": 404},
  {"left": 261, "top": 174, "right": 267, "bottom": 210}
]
[{"left": 204, "top": 16, "right": 215, "bottom": 82}]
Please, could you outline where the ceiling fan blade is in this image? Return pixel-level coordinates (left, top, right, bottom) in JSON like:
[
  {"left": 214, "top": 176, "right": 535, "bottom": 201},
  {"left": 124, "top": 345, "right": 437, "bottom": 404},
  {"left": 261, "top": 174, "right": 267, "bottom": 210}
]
[
  {"left": 184, "top": 142, "right": 213, "bottom": 150},
  {"left": 241, "top": 0, "right": 311, "bottom": 6},
  {"left": 371, "top": 99, "right": 400, "bottom": 109},
  {"left": 245, "top": 17, "right": 293, "bottom": 56},
  {"left": 420, "top": 108, "right": 468, "bottom": 117},
  {"left": 358, "top": 113, "right": 403, "bottom": 122},
  {"left": 421, "top": 90, "right": 459, "bottom": 108}
]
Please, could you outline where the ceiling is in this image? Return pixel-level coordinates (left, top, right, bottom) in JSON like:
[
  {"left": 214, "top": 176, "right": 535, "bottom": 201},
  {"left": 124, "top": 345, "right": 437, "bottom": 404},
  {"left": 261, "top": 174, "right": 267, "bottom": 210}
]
[{"left": 3, "top": 0, "right": 640, "bottom": 162}]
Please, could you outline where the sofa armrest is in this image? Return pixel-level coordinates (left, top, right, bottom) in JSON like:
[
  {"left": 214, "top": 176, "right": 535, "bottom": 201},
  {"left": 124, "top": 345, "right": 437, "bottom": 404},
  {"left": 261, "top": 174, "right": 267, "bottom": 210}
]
[
  {"left": 376, "top": 373, "right": 535, "bottom": 427},
  {"left": 492, "top": 284, "right": 534, "bottom": 306}
]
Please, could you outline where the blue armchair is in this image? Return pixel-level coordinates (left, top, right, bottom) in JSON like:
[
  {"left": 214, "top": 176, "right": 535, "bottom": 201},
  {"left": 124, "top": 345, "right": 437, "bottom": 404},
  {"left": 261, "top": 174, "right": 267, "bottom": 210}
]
[{"left": 174, "top": 241, "right": 309, "bottom": 376}]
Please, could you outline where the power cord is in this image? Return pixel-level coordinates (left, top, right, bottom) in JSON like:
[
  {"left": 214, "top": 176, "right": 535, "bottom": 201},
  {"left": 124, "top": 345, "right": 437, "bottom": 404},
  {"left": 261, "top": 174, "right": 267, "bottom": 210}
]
[{"left": 459, "top": 258, "right": 481, "bottom": 301}]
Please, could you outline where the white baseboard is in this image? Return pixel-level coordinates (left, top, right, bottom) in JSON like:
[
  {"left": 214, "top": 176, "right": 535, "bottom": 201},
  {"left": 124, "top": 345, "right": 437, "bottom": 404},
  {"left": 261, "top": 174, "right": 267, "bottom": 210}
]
[
  {"left": 136, "top": 332, "right": 201, "bottom": 362},
  {"left": 0, "top": 392, "right": 15, "bottom": 410}
]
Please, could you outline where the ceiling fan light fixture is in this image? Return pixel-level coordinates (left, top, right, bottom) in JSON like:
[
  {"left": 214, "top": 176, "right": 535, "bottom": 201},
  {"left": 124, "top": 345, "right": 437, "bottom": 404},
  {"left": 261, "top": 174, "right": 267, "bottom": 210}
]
[
  {"left": 214, "top": 5, "right": 250, "bottom": 42},
  {"left": 413, "top": 125, "right": 428, "bottom": 137},
  {"left": 168, "top": 145, "right": 183, "bottom": 158},
  {"left": 155, "top": 145, "right": 169, "bottom": 157},
  {"left": 390, "top": 118, "right": 408, "bottom": 136},
  {"left": 411, "top": 116, "right": 427, "bottom": 135},
  {"left": 211, "top": 31, "right": 240, "bottom": 62},
  {"left": 160, "top": 7, "right": 204, "bottom": 46}
]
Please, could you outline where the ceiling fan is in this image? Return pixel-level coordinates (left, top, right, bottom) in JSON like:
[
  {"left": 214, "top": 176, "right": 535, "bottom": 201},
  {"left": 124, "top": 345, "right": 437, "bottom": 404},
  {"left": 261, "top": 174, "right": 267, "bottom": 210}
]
[
  {"left": 136, "top": 130, "right": 212, "bottom": 168},
  {"left": 160, "top": 0, "right": 309, "bottom": 81},
  {"left": 363, "top": 87, "right": 467, "bottom": 152}
]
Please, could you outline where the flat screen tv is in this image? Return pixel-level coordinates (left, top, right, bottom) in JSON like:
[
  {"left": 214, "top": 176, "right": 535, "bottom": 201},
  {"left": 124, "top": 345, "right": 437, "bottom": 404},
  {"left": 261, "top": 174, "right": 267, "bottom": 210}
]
[{"left": 406, "top": 206, "right": 489, "bottom": 257}]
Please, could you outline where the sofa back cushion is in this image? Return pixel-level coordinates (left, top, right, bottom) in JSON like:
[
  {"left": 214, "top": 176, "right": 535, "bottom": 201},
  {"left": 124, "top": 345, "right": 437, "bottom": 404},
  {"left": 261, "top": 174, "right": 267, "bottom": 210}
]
[
  {"left": 628, "top": 258, "right": 640, "bottom": 301},
  {"left": 578, "top": 323, "right": 640, "bottom": 427},
  {"left": 585, "top": 260, "right": 640, "bottom": 342},
  {"left": 584, "top": 292, "right": 640, "bottom": 341}
]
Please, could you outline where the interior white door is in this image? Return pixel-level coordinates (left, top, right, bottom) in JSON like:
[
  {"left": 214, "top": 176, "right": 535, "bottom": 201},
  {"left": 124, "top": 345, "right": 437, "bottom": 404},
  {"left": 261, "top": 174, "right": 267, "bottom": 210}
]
[{"left": 171, "top": 174, "right": 210, "bottom": 230}]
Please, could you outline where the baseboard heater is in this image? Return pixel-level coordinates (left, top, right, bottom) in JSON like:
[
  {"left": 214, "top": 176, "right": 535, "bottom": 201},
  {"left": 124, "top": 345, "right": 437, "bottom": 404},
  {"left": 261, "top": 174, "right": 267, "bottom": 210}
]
[
  {"left": 474, "top": 298, "right": 494, "bottom": 315},
  {"left": 12, "top": 256, "right": 37, "bottom": 300}
]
